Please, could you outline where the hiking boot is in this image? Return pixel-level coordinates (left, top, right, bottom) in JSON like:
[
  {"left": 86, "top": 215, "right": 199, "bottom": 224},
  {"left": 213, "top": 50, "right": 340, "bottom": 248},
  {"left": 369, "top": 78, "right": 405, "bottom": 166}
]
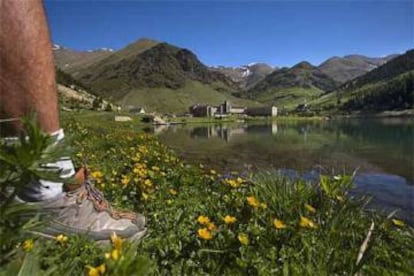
[{"left": 15, "top": 167, "right": 147, "bottom": 242}]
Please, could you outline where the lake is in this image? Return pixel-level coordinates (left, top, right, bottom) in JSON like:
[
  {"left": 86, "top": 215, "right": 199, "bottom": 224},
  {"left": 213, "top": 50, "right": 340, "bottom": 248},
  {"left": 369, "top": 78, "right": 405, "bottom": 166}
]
[{"left": 153, "top": 118, "right": 414, "bottom": 224}]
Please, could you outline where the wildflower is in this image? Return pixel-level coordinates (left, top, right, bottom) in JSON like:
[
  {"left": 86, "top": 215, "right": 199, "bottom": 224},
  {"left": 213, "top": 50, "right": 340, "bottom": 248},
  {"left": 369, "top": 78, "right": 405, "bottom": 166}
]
[
  {"left": 199, "top": 164, "right": 204, "bottom": 169},
  {"left": 223, "top": 215, "right": 237, "bottom": 225},
  {"left": 236, "top": 177, "right": 243, "bottom": 184},
  {"left": 305, "top": 204, "right": 316, "bottom": 214},
  {"left": 247, "top": 196, "right": 259, "bottom": 208},
  {"left": 299, "top": 216, "right": 318, "bottom": 229},
  {"left": 111, "top": 249, "right": 120, "bottom": 260},
  {"left": 260, "top": 203, "right": 268, "bottom": 209},
  {"left": 226, "top": 179, "right": 239, "bottom": 188},
  {"left": 392, "top": 219, "right": 405, "bottom": 227},
  {"left": 169, "top": 189, "right": 178, "bottom": 195},
  {"left": 166, "top": 199, "right": 173, "bottom": 205},
  {"left": 121, "top": 175, "right": 130, "bottom": 186},
  {"left": 207, "top": 222, "right": 217, "bottom": 231},
  {"left": 23, "top": 239, "right": 34, "bottom": 252},
  {"left": 86, "top": 266, "right": 99, "bottom": 276},
  {"left": 273, "top": 219, "right": 287, "bottom": 229},
  {"left": 336, "top": 195, "right": 344, "bottom": 202},
  {"left": 87, "top": 264, "right": 106, "bottom": 276},
  {"left": 197, "top": 215, "right": 211, "bottom": 225},
  {"left": 151, "top": 166, "right": 160, "bottom": 172},
  {"left": 91, "top": 171, "right": 103, "bottom": 179},
  {"left": 144, "top": 179, "right": 153, "bottom": 187},
  {"left": 210, "top": 169, "right": 216, "bottom": 175},
  {"left": 142, "top": 192, "right": 149, "bottom": 200},
  {"left": 110, "top": 232, "right": 123, "bottom": 250},
  {"left": 198, "top": 228, "right": 213, "bottom": 240},
  {"left": 97, "top": 264, "right": 106, "bottom": 274},
  {"left": 237, "top": 233, "right": 249, "bottom": 245},
  {"left": 56, "top": 234, "right": 69, "bottom": 245}
]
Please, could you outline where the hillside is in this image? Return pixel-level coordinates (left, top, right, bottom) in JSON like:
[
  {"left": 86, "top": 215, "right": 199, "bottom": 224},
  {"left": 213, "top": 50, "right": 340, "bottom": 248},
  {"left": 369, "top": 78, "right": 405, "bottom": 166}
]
[
  {"left": 53, "top": 44, "right": 113, "bottom": 73},
  {"left": 318, "top": 54, "right": 398, "bottom": 83},
  {"left": 313, "top": 49, "right": 414, "bottom": 112},
  {"left": 210, "top": 63, "right": 275, "bottom": 89},
  {"left": 55, "top": 40, "right": 257, "bottom": 113},
  {"left": 245, "top": 61, "right": 339, "bottom": 109}
]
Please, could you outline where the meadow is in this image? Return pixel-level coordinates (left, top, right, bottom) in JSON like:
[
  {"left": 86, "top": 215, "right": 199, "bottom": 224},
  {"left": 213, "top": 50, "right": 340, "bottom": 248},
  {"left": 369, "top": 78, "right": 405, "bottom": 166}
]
[{"left": 0, "top": 113, "right": 413, "bottom": 275}]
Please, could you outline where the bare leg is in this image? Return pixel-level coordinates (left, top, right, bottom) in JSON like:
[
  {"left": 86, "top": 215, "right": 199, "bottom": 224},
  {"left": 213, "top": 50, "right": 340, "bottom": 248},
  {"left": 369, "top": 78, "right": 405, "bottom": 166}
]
[{"left": 0, "top": 0, "right": 59, "bottom": 135}]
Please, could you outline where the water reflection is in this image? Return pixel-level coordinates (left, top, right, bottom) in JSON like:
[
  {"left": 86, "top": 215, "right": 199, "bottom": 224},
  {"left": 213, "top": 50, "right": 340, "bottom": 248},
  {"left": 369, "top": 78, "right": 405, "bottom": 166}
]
[{"left": 154, "top": 118, "right": 414, "bottom": 223}]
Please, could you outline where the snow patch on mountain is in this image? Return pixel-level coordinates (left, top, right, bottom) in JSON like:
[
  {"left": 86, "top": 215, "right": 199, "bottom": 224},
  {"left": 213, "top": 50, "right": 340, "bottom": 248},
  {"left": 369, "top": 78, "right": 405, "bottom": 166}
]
[{"left": 52, "top": 44, "right": 63, "bottom": 50}]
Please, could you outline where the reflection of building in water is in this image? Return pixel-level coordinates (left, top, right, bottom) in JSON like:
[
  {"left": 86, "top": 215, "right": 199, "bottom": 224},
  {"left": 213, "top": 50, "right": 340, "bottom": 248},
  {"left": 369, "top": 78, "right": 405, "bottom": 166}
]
[
  {"left": 246, "top": 124, "right": 278, "bottom": 135},
  {"left": 271, "top": 122, "right": 278, "bottom": 134},
  {"left": 189, "top": 100, "right": 277, "bottom": 117},
  {"left": 190, "top": 125, "right": 247, "bottom": 142}
]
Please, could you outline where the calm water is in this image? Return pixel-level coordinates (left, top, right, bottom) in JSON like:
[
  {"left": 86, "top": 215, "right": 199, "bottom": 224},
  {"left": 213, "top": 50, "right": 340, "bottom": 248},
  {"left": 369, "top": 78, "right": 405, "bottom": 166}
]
[{"left": 154, "top": 118, "right": 414, "bottom": 223}]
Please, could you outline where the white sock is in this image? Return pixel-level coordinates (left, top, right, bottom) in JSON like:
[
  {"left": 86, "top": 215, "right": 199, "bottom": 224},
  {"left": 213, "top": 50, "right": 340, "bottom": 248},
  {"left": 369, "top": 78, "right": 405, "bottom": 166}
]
[{"left": 19, "top": 129, "right": 75, "bottom": 201}]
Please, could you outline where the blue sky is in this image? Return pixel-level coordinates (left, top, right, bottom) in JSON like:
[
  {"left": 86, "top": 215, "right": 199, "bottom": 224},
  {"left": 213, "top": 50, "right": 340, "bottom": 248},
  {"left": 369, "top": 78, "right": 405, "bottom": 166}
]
[{"left": 44, "top": 0, "right": 413, "bottom": 67}]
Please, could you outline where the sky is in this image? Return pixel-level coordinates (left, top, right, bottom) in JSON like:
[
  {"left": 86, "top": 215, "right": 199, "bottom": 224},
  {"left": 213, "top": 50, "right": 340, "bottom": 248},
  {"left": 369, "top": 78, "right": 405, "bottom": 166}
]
[{"left": 44, "top": 0, "right": 413, "bottom": 67}]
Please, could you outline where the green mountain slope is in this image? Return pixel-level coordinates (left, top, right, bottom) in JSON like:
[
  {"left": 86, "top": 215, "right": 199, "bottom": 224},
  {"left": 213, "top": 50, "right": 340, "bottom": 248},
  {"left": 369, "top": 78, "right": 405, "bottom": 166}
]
[
  {"left": 59, "top": 39, "right": 256, "bottom": 113},
  {"left": 312, "top": 49, "right": 414, "bottom": 112},
  {"left": 119, "top": 80, "right": 259, "bottom": 114},
  {"left": 245, "top": 61, "right": 339, "bottom": 109}
]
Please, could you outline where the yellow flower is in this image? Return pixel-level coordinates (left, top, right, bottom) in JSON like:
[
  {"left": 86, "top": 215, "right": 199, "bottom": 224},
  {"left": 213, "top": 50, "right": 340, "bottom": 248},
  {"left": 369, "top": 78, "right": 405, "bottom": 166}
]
[
  {"left": 166, "top": 199, "right": 173, "bottom": 205},
  {"left": 91, "top": 171, "right": 103, "bottom": 179},
  {"left": 207, "top": 222, "right": 217, "bottom": 231},
  {"left": 197, "top": 215, "right": 210, "bottom": 225},
  {"left": 199, "top": 164, "right": 204, "bottom": 169},
  {"left": 299, "top": 216, "right": 318, "bottom": 229},
  {"left": 210, "top": 169, "right": 216, "bottom": 175},
  {"left": 260, "top": 203, "right": 268, "bottom": 209},
  {"left": 97, "top": 264, "right": 106, "bottom": 274},
  {"left": 86, "top": 266, "right": 100, "bottom": 276},
  {"left": 169, "top": 189, "right": 178, "bottom": 195},
  {"left": 121, "top": 175, "right": 130, "bottom": 186},
  {"left": 223, "top": 215, "right": 237, "bottom": 225},
  {"left": 237, "top": 233, "right": 249, "bottom": 245},
  {"left": 56, "top": 234, "right": 68, "bottom": 245},
  {"left": 392, "top": 219, "right": 405, "bottom": 227},
  {"left": 273, "top": 219, "right": 287, "bottom": 229},
  {"left": 198, "top": 228, "right": 213, "bottom": 240},
  {"left": 110, "top": 232, "right": 123, "bottom": 250},
  {"left": 226, "top": 179, "right": 240, "bottom": 188},
  {"left": 111, "top": 249, "right": 120, "bottom": 260},
  {"left": 23, "top": 239, "right": 34, "bottom": 252},
  {"left": 247, "top": 196, "right": 259, "bottom": 208},
  {"left": 142, "top": 192, "right": 149, "bottom": 200},
  {"left": 144, "top": 179, "right": 153, "bottom": 187},
  {"left": 236, "top": 177, "right": 243, "bottom": 184},
  {"left": 305, "top": 204, "right": 316, "bottom": 214}
]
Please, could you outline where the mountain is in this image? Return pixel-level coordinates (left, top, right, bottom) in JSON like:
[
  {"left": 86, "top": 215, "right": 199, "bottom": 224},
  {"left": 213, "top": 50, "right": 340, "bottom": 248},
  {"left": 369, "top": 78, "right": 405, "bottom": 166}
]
[
  {"left": 210, "top": 63, "right": 275, "bottom": 89},
  {"left": 245, "top": 61, "right": 339, "bottom": 109},
  {"left": 313, "top": 49, "right": 413, "bottom": 112},
  {"left": 53, "top": 44, "right": 114, "bottom": 72},
  {"left": 318, "top": 54, "right": 398, "bottom": 83},
  {"left": 56, "top": 39, "right": 257, "bottom": 113}
]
